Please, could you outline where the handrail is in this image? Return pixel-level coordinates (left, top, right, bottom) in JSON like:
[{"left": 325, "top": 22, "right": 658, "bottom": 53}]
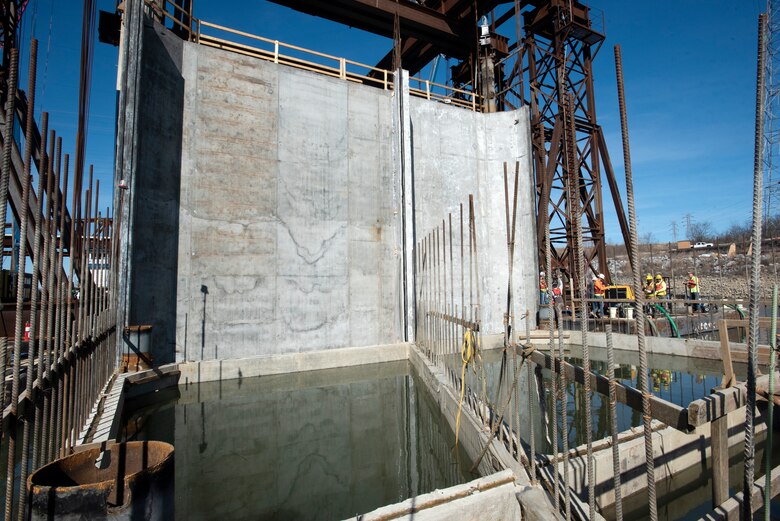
[{"left": 145, "top": 0, "right": 481, "bottom": 111}]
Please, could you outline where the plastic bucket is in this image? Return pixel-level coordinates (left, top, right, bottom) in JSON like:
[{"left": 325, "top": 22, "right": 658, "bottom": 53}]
[
  {"left": 626, "top": 308, "right": 635, "bottom": 320},
  {"left": 609, "top": 307, "right": 618, "bottom": 319}
]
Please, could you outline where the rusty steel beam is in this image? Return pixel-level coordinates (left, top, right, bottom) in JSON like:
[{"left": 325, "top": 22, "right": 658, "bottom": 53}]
[{"left": 267, "top": 0, "right": 468, "bottom": 57}]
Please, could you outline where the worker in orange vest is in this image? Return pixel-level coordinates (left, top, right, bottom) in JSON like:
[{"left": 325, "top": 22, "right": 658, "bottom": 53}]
[
  {"left": 539, "top": 271, "right": 549, "bottom": 305},
  {"left": 593, "top": 273, "right": 607, "bottom": 317}
]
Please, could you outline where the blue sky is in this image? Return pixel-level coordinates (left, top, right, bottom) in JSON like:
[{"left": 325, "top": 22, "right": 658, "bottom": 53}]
[{"left": 13, "top": 0, "right": 769, "bottom": 243}]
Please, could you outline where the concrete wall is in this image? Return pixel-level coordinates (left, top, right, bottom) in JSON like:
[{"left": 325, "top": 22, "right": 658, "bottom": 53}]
[
  {"left": 122, "top": 19, "right": 185, "bottom": 364},
  {"left": 174, "top": 42, "right": 401, "bottom": 361},
  {"left": 409, "top": 99, "right": 537, "bottom": 335},
  {"left": 118, "top": 17, "right": 537, "bottom": 362}
]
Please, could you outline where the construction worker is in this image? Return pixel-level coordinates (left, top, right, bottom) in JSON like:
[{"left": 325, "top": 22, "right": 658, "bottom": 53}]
[
  {"left": 539, "top": 271, "right": 549, "bottom": 305},
  {"left": 644, "top": 274, "right": 655, "bottom": 299},
  {"left": 655, "top": 274, "right": 668, "bottom": 311},
  {"left": 686, "top": 271, "right": 700, "bottom": 312},
  {"left": 594, "top": 273, "right": 607, "bottom": 317}
]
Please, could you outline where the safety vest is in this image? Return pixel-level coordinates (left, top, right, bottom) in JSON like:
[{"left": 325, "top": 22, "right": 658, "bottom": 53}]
[
  {"left": 687, "top": 275, "right": 700, "bottom": 293},
  {"left": 594, "top": 279, "right": 606, "bottom": 297},
  {"left": 540, "top": 277, "right": 547, "bottom": 291},
  {"left": 655, "top": 280, "right": 667, "bottom": 297}
]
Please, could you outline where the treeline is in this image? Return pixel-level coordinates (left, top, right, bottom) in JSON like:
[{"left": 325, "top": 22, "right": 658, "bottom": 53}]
[{"left": 718, "top": 213, "right": 780, "bottom": 244}]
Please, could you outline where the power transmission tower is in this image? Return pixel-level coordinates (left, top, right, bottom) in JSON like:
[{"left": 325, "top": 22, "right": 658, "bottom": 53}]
[
  {"left": 766, "top": 0, "right": 780, "bottom": 281},
  {"left": 670, "top": 221, "right": 678, "bottom": 243},
  {"left": 684, "top": 213, "right": 693, "bottom": 240}
]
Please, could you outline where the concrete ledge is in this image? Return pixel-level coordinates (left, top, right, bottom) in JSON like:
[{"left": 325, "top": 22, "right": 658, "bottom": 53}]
[
  {"left": 178, "top": 342, "right": 410, "bottom": 384},
  {"left": 408, "top": 344, "right": 530, "bottom": 483},
  {"left": 553, "top": 407, "right": 769, "bottom": 511},
  {"left": 355, "top": 470, "right": 520, "bottom": 521}
]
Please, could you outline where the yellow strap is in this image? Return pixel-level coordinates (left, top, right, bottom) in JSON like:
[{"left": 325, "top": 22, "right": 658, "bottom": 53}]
[{"left": 455, "top": 329, "right": 476, "bottom": 449}]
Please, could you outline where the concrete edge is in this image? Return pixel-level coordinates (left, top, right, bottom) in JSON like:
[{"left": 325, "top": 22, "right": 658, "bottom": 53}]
[
  {"left": 355, "top": 469, "right": 517, "bottom": 521},
  {"left": 177, "top": 342, "right": 411, "bottom": 384}
]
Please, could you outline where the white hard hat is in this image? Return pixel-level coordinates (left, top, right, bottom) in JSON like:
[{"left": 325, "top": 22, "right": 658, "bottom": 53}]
[
  {"left": 598, "top": 274, "right": 605, "bottom": 279},
  {"left": 540, "top": 271, "right": 545, "bottom": 276}
]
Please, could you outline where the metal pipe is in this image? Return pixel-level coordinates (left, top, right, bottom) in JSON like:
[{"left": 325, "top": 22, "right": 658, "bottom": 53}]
[{"left": 614, "top": 43, "right": 657, "bottom": 520}]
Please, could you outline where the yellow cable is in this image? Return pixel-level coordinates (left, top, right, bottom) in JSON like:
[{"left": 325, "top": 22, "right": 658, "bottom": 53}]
[{"left": 455, "top": 328, "right": 476, "bottom": 449}]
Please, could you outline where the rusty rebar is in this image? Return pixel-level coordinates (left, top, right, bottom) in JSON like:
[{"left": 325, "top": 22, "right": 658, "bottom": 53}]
[
  {"left": 30, "top": 121, "right": 51, "bottom": 472},
  {"left": 606, "top": 324, "right": 623, "bottom": 521},
  {"left": 744, "top": 13, "right": 768, "bottom": 519},
  {"left": 615, "top": 44, "right": 657, "bottom": 520},
  {"left": 7, "top": 39, "right": 37, "bottom": 521}
]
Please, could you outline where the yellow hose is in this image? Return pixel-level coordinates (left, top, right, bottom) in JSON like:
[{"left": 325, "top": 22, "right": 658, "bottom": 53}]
[{"left": 455, "top": 328, "right": 477, "bottom": 449}]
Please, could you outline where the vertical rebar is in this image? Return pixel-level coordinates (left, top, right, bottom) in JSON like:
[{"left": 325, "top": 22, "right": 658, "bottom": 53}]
[
  {"left": 545, "top": 167, "right": 559, "bottom": 511},
  {"left": 615, "top": 44, "right": 657, "bottom": 520},
  {"left": 37, "top": 128, "right": 56, "bottom": 469},
  {"left": 557, "top": 301, "right": 571, "bottom": 520},
  {"left": 0, "top": 48, "right": 19, "bottom": 275},
  {"left": 17, "top": 118, "right": 51, "bottom": 521},
  {"left": 43, "top": 137, "right": 62, "bottom": 463},
  {"left": 764, "top": 284, "right": 777, "bottom": 521},
  {"left": 30, "top": 121, "right": 50, "bottom": 473},
  {"left": 606, "top": 324, "right": 623, "bottom": 521},
  {"left": 565, "top": 88, "right": 594, "bottom": 519},
  {"left": 53, "top": 152, "right": 69, "bottom": 458},
  {"left": 5, "top": 39, "right": 37, "bottom": 521},
  {"left": 744, "top": 14, "right": 768, "bottom": 519}
]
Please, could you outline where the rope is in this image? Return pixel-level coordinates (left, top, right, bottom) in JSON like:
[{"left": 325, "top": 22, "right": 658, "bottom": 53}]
[{"left": 454, "top": 328, "right": 477, "bottom": 449}]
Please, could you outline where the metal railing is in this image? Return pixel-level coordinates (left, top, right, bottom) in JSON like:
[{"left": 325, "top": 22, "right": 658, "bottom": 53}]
[{"left": 146, "top": 0, "right": 481, "bottom": 111}]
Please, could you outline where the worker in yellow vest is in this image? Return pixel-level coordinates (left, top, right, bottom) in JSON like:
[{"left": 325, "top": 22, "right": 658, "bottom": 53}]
[
  {"left": 655, "top": 274, "right": 667, "bottom": 311},
  {"left": 644, "top": 274, "right": 655, "bottom": 299},
  {"left": 686, "top": 271, "right": 700, "bottom": 312}
]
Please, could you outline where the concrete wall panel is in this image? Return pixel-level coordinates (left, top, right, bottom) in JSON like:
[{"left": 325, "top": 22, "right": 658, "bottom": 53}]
[{"left": 124, "top": 19, "right": 536, "bottom": 362}]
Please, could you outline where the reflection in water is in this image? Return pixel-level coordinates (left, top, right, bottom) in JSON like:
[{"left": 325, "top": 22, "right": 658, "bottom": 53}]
[
  {"left": 121, "top": 361, "right": 477, "bottom": 521},
  {"left": 447, "top": 346, "right": 733, "bottom": 453},
  {"left": 447, "top": 345, "right": 779, "bottom": 521}
]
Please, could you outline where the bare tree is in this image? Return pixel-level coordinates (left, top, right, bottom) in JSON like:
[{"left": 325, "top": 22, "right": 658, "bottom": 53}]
[{"left": 689, "top": 221, "right": 714, "bottom": 242}]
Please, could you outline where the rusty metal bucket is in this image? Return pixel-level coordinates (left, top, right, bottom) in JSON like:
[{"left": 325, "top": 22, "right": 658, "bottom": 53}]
[{"left": 27, "top": 441, "right": 174, "bottom": 520}]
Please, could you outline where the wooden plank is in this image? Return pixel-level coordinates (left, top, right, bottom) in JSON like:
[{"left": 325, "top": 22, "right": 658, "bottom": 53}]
[
  {"left": 710, "top": 414, "right": 729, "bottom": 507},
  {"left": 528, "top": 349, "right": 690, "bottom": 431},
  {"left": 687, "top": 385, "right": 747, "bottom": 427},
  {"left": 719, "top": 319, "right": 736, "bottom": 388},
  {"left": 701, "top": 462, "right": 780, "bottom": 520}
]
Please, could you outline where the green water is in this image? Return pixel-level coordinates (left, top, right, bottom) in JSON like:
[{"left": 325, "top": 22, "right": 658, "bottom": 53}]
[{"left": 121, "top": 361, "right": 478, "bottom": 521}]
